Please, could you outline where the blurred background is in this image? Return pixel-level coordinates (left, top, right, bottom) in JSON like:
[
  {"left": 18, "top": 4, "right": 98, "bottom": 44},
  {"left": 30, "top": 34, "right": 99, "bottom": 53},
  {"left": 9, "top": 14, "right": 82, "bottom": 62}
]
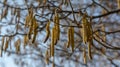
[{"left": 0, "top": 0, "right": 120, "bottom": 67}]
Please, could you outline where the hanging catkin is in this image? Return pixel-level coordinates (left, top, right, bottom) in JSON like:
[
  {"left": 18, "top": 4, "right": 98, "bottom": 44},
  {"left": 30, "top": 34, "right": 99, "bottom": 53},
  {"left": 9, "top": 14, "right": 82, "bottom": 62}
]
[
  {"left": 15, "top": 39, "right": 21, "bottom": 54},
  {"left": 51, "top": 27, "right": 55, "bottom": 57},
  {"left": 82, "top": 15, "right": 88, "bottom": 44},
  {"left": 24, "top": 35, "right": 28, "bottom": 48},
  {"left": 67, "top": 27, "right": 71, "bottom": 48},
  {"left": 101, "top": 24, "right": 106, "bottom": 42},
  {"left": 67, "top": 27, "right": 74, "bottom": 52},
  {"left": 83, "top": 48, "right": 87, "bottom": 64},
  {"left": 55, "top": 11, "right": 60, "bottom": 40},
  {"left": 44, "top": 21, "right": 50, "bottom": 43},
  {"left": 81, "top": 14, "right": 93, "bottom": 61},
  {"left": 45, "top": 50, "right": 49, "bottom": 64},
  {"left": 88, "top": 41, "right": 92, "bottom": 60},
  {"left": 4, "top": 38, "right": 9, "bottom": 51},
  {"left": 117, "top": 0, "right": 120, "bottom": 9},
  {"left": 53, "top": 9, "right": 60, "bottom": 45},
  {"left": 32, "top": 17, "right": 38, "bottom": 43},
  {"left": 71, "top": 27, "right": 74, "bottom": 52}
]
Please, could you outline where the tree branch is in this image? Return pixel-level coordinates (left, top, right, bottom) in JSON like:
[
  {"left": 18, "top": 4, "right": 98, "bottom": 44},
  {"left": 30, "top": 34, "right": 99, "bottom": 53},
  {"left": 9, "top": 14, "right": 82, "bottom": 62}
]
[{"left": 92, "top": 9, "right": 120, "bottom": 19}]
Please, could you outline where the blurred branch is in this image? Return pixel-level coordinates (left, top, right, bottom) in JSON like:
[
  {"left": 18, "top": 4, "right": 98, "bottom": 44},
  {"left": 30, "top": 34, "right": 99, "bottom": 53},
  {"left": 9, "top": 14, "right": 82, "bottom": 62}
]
[
  {"left": 1, "top": 1, "right": 120, "bottom": 20},
  {"left": 92, "top": 9, "right": 120, "bottom": 19},
  {"left": 69, "top": 0, "right": 76, "bottom": 22},
  {"left": 93, "top": 36, "right": 120, "bottom": 50},
  {"left": 92, "top": 43, "right": 119, "bottom": 67},
  {"left": 94, "top": 29, "right": 120, "bottom": 35},
  {"left": 92, "top": 0, "right": 109, "bottom": 12},
  {"left": 105, "top": 30, "right": 120, "bottom": 34},
  {"left": 108, "top": 58, "right": 119, "bottom": 67},
  {"left": 0, "top": 1, "right": 57, "bottom": 10}
]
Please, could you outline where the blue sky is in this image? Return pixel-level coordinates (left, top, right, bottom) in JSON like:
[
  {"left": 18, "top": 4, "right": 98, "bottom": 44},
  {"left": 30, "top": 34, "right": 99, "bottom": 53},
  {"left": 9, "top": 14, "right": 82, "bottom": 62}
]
[{"left": 0, "top": 55, "right": 17, "bottom": 67}]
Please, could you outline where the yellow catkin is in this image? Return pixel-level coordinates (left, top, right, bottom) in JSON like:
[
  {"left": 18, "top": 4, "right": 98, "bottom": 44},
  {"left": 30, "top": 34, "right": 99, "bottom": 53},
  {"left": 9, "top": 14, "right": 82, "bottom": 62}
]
[
  {"left": 1, "top": 37, "right": 5, "bottom": 57},
  {"left": 81, "top": 14, "right": 93, "bottom": 62},
  {"left": 45, "top": 50, "right": 49, "bottom": 64},
  {"left": 83, "top": 48, "right": 87, "bottom": 64},
  {"left": 71, "top": 27, "right": 74, "bottom": 52},
  {"left": 43, "top": 0, "right": 47, "bottom": 5},
  {"left": 33, "top": 17, "right": 38, "bottom": 31},
  {"left": 117, "top": 0, "right": 120, "bottom": 9},
  {"left": 54, "top": 26, "right": 57, "bottom": 45},
  {"left": 101, "top": 24, "right": 106, "bottom": 42},
  {"left": 32, "top": 18, "right": 38, "bottom": 43},
  {"left": 2, "top": 7, "right": 8, "bottom": 19},
  {"left": 28, "top": 8, "right": 33, "bottom": 18},
  {"left": 28, "top": 15, "right": 34, "bottom": 39},
  {"left": 3, "top": 0, "right": 7, "bottom": 5},
  {"left": 55, "top": 10, "right": 60, "bottom": 40},
  {"left": 2, "top": 37, "right": 5, "bottom": 46},
  {"left": 32, "top": 30, "right": 38, "bottom": 43},
  {"left": 25, "top": 15, "right": 30, "bottom": 27},
  {"left": 88, "top": 41, "right": 92, "bottom": 60},
  {"left": 53, "top": 29, "right": 57, "bottom": 44},
  {"left": 82, "top": 16, "right": 88, "bottom": 44},
  {"left": 4, "top": 38, "right": 9, "bottom": 51},
  {"left": 51, "top": 27, "right": 55, "bottom": 57},
  {"left": 67, "top": 27, "right": 71, "bottom": 48},
  {"left": 15, "top": 39, "right": 20, "bottom": 54},
  {"left": 67, "top": 27, "right": 74, "bottom": 52},
  {"left": 25, "top": 8, "right": 34, "bottom": 39},
  {"left": 49, "top": 45, "right": 51, "bottom": 57},
  {"left": 87, "top": 22, "right": 93, "bottom": 41},
  {"left": 53, "top": 10, "right": 60, "bottom": 45},
  {"left": 24, "top": 35, "right": 28, "bottom": 47},
  {"left": 44, "top": 21, "right": 50, "bottom": 43}
]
